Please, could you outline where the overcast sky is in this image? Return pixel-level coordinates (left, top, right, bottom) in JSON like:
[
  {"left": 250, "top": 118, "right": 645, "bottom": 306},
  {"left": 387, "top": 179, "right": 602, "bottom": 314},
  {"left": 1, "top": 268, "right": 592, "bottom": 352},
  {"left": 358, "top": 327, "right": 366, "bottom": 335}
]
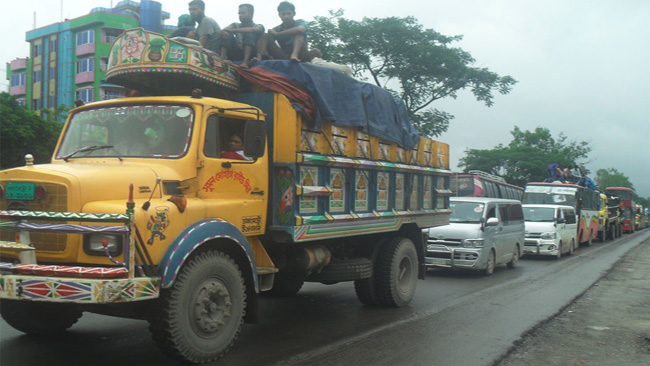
[{"left": 3, "top": 0, "right": 649, "bottom": 197}]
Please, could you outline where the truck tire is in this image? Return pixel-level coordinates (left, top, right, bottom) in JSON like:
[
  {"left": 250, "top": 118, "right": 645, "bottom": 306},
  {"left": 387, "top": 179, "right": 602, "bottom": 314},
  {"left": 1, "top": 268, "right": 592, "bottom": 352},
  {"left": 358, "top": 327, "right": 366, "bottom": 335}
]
[
  {"left": 263, "top": 272, "right": 304, "bottom": 296},
  {"left": 308, "top": 258, "right": 372, "bottom": 283},
  {"left": 374, "top": 237, "right": 418, "bottom": 308},
  {"left": 354, "top": 277, "right": 379, "bottom": 306},
  {"left": 0, "top": 299, "right": 82, "bottom": 335},
  {"left": 607, "top": 225, "right": 615, "bottom": 240},
  {"left": 148, "top": 250, "right": 246, "bottom": 364}
]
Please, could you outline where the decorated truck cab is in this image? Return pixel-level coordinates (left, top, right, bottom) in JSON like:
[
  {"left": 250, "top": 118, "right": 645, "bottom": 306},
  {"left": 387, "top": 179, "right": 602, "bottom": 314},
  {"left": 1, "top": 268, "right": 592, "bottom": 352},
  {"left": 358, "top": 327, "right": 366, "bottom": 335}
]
[{"left": 0, "top": 29, "right": 452, "bottom": 363}]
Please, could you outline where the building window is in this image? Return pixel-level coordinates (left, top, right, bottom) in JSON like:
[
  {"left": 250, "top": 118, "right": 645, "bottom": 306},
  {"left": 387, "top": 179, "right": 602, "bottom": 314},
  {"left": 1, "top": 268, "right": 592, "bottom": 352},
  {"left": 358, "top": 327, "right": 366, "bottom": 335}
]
[
  {"left": 76, "top": 88, "right": 94, "bottom": 103},
  {"left": 48, "top": 95, "right": 56, "bottom": 108},
  {"left": 49, "top": 39, "right": 57, "bottom": 52},
  {"left": 100, "top": 57, "right": 108, "bottom": 72},
  {"left": 17, "top": 99, "right": 26, "bottom": 106},
  {"left": 50, "top": 66, "right": 56, "bottom": 79},
  {"left": 76, "top": 30, "right": 95, "bottom": 46},
  {"left": 77, "top": 58, "right": 94, "bottom": 74},
  {"left": 103, "top": 29, "right": 122, "bottom": 44},
  {"left": 33, "top": 43, "right": 43, "bottom": 57},
  {"left": 10, "top": 73, "right": 26, "bottom": 87},
  {"left": 33, "top": 99, "right": 42, "bottom": 110},
  {"left": 33, "top": 70, "right": 42, "bottom": 83}
]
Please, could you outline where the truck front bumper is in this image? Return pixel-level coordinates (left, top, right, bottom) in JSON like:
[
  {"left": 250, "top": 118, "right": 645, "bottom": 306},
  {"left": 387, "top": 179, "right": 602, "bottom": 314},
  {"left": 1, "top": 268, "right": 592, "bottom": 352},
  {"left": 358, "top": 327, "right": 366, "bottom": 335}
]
[{"left": 0, "top": 273, "right": 160, "bottom": 304}]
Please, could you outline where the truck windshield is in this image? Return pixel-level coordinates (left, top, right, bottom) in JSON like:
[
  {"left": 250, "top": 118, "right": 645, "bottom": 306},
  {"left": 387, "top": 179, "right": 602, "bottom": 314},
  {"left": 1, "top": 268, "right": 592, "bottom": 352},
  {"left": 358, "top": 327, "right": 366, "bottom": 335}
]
[
  {"left": 523, "top": 207, "right": 555, "bottom": 222},
  {"left": 57, "top": 105, "right": 194, "bottom": 159},
  {"left": 449, "top": 202, "right": 485, "bottom": 223}
]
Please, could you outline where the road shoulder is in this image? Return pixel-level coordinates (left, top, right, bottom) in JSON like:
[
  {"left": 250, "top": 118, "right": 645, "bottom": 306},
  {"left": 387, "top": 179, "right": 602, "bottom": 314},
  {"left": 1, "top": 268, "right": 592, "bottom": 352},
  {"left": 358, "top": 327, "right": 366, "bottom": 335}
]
[{"left": 497, "top": 234, "right": 650, "bottom": 366}]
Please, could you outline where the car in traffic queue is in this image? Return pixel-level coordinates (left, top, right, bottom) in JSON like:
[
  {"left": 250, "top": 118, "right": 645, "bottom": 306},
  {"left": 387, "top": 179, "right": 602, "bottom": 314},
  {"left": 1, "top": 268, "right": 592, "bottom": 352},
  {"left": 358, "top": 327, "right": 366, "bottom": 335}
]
[
  {"left": 522, "top": 204, "right": 578, "bottom": 258},
  {"left": 424, "top": 197, "right": 524, "bottom": 275}
]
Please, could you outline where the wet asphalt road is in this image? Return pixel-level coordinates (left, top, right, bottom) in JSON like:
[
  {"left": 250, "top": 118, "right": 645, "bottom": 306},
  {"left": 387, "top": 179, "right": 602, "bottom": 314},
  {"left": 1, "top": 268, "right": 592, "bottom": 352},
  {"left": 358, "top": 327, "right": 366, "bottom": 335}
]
[{"left": 2, "top": 230, "right": 649, "bottom": 366}]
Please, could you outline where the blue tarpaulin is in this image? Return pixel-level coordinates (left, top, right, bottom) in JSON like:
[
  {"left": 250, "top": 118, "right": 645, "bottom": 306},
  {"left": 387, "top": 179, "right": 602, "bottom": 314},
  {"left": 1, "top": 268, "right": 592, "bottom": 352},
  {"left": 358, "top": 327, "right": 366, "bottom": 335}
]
[{"left": 236, "top": 60, "right": 420, "bottom": 149}]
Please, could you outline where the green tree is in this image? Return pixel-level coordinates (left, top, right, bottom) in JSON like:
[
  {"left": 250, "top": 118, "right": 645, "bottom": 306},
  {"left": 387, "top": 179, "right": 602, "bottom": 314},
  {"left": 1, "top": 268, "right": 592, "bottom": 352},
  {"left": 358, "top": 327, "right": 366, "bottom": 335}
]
[
  {"left": 458, "top": 126, "right": 592, "bottom": 187},
  {"left": 0, "top": 92, "right": 63, "bottom": 169},
  {"left": 595, "top": 168, "right": 634, "bottom": 191},
  {"left": 309, "top": 11, "right": 517, "bottom": 138}
]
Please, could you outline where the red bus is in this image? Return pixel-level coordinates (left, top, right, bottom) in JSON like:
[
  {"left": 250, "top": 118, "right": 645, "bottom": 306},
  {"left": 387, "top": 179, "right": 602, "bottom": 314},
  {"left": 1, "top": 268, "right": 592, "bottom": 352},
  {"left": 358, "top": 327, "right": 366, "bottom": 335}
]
[
  {"left": 604, "top": 187, "right": 636, "bottom": 233},
  {"left": 451, "top": 170, "right": 524, "bottom": 200}
]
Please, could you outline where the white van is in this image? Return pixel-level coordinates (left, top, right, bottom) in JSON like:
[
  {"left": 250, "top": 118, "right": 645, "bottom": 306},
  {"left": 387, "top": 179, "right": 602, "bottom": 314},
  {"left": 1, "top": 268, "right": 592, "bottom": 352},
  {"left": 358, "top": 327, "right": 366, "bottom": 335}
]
[
  {"left": 425, "top": 197, "right": 525, "bottom": 275},
  {"left": 522, "top": 204, "right": 577, "bottom": 258}
]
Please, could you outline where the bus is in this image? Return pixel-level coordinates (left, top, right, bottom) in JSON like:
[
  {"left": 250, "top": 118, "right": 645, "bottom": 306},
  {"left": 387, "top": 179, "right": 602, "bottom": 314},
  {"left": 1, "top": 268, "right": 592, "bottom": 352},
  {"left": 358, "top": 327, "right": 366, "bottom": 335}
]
[
  {"left": 451, "top": 170, "right": 524, "bottom": 200},
  {"left": 523, "top": 182, "right": 600, "bottom": 245},
  {"left": 604, "top": 187, "right": 636, "bottom": 233}
]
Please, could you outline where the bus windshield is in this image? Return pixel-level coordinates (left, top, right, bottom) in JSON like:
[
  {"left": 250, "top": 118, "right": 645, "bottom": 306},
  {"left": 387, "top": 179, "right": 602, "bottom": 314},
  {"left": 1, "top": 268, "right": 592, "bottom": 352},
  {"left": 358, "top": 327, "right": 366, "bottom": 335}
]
[
  {"left": 450, "top": 176, "right": 475, "bottom": 196},
  {"left": 523, "top": 192, "right": 576, "bottom": 208}
]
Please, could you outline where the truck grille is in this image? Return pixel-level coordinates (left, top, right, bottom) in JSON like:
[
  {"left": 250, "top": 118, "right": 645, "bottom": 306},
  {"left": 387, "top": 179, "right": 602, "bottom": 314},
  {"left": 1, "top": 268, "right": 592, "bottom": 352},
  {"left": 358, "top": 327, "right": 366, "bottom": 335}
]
[{"left": 0, "top": 182, "right": 69, "bottom": 252}]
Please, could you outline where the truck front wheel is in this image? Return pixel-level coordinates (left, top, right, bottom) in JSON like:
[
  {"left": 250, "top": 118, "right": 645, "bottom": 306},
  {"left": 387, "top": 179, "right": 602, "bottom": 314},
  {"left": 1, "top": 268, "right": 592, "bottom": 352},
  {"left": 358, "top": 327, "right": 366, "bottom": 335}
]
[
  {"left": 374, "top": 237, "right": 418, "bottom": 308},
  {"left": 0, "top": 299, "right": 82, "bottom": 335},
  {"left": 149, "top": 250, "right": 246, "bottom": 364}
]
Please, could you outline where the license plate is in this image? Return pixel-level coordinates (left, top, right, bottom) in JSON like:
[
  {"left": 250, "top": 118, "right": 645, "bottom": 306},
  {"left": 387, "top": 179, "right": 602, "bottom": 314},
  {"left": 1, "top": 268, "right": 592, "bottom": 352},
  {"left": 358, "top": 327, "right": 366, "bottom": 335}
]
[{"left": 5, "top": 182, "right": 35, "bottom": 200}]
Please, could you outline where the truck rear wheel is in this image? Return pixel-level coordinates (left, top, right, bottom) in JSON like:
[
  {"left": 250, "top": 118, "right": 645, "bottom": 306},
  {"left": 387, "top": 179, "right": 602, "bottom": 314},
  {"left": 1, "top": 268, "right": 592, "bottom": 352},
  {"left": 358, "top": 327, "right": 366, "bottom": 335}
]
[
  {"left": 374, "top": 237, "right": 418, "bottom": 308},
  {"left": 148, "top": 250, "right": 246, "bottom": 364},
  {"left": 0, "top": 299, "right": 82, "bottom": 335},
  {"left": 354, "top": 277, "right": 379, "bottom": 306}
]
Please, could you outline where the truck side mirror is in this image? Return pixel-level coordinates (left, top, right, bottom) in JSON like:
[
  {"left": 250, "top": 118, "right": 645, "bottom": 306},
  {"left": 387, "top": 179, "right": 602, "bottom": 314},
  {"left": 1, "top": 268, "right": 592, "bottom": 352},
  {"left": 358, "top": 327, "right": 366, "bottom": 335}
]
[
  {"left": 243, "top": 119, "right": 266, "bottom": 158},
  {"left": 556, "top": 217, "right": 566, "bottom": 224}
]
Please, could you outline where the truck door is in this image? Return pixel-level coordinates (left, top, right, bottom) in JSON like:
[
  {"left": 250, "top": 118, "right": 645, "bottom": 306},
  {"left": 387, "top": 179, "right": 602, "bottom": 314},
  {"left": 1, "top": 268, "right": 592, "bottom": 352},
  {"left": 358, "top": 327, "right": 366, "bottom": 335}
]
[{"left": 197, "top": 114, "right": 268, "bottom": 235}]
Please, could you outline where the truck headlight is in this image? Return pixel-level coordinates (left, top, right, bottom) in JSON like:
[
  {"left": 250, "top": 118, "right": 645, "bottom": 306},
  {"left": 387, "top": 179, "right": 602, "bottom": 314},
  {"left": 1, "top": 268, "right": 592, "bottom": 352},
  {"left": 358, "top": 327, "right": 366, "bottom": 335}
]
[
  {"left": 84, "top": 234, "right": 123, "bottom": 256},
  {"left": 540, "top": 232, "right": 557, "bottom": 240},
  {"left": 462, "top": 239, "right": 484, "bottom": 247}
]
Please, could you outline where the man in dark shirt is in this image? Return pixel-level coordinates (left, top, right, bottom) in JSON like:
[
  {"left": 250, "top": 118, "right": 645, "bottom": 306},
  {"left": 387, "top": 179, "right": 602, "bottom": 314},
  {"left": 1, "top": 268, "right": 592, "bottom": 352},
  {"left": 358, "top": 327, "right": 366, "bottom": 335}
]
[{"left": 169, "top": 14, "right": 196, "bottom": 38}]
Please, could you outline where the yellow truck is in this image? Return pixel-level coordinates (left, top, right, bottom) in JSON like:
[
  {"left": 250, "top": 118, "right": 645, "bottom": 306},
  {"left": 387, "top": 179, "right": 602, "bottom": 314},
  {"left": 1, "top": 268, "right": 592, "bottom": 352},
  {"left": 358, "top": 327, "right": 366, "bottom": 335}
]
[
  {"left": 0, "top": 29, "right": 451, "bottom": 363},
  {"left": 597, "top": 192, "right": 622, "bottom": 241}
]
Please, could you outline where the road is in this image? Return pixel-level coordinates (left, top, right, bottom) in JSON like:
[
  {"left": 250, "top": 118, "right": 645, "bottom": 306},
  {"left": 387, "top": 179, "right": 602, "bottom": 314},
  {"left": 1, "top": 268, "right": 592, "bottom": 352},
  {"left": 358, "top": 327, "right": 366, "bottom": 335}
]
[{"left": 2, "top": 230, "right": 648, "bottom": 366}]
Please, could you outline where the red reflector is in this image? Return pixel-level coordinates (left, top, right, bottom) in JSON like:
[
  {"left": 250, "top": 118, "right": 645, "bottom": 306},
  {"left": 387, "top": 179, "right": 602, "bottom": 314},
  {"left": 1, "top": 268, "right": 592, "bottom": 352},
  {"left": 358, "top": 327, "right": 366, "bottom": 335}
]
[
  {"left": 34, "top": 185, "right": 47, "bottom": 199},
  {"left": 102, "top": 238, "right": 108, "bottom": 248}
]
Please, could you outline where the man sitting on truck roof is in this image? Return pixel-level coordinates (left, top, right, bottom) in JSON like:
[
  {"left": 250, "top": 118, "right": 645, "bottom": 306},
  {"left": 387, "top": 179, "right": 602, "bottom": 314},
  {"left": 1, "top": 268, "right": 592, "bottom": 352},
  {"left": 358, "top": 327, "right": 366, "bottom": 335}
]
[
  {"left": 188, "top": 0, "right": 221, "bottom": 52},
  {"left": 253, "top": 1, "right": 312, "bottom": 63},
  {"left": 220, "top": 4, "right": 265, "bottom": 68},
  {"left": 169, "top": 14, "right": 196, "bottom": 39}
]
